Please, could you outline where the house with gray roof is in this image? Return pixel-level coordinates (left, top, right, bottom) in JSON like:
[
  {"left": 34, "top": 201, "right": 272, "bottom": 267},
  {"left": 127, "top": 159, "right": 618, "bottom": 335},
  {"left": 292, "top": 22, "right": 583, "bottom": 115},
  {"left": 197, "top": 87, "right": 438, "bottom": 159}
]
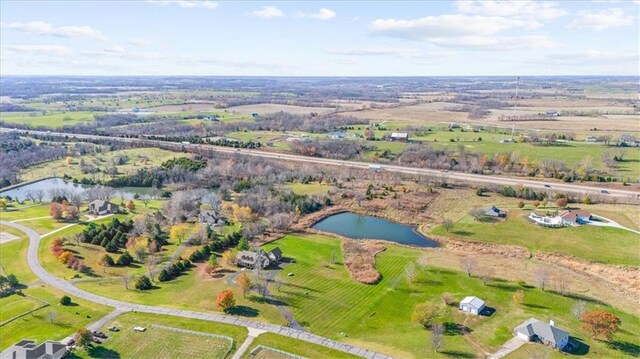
[
  {"left": 514, "top": 318, "right": 569, "bottom": 350},
  {"left": 237, "top": 250, "right": 270, "bottom": 269},
  {"left": 1, "top": 339, "right": 67, "bottom": 359},
  {"left": 485, "top": 206, "right": 507, "bottom": 218},
  {"left": 459, "top": 296, "right": 485, "bottom": 315},
  {"left": 197, "top": 210, "right": 227, "bottom": 227},
  {"left": 88, "top": 200, "right": 119, "bottom": 216}
]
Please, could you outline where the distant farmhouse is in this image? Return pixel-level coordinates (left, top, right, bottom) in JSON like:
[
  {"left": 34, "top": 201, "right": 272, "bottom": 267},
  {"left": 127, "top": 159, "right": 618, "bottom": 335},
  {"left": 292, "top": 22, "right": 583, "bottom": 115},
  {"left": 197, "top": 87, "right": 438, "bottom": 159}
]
[
  {"left": 459, "top": 296, "right": 485, "bottom": 315},
  {"left": 88, "top": 200, "right": 119, "bottom": 216},
  {"left": 1, "top": 339, "right": 67, "bottom": 359},
  {"left": 484, "top": 206, "right": 507, "bottom": 218},
  {"left": 514, "top": 318, "right": 569, "bottom": 350},
  {"left": 389, "top": 132, "right": 409, "bottom": 142},
  {"left": 237, "top": 248, "right": 283, "bottom": 269},
  {"left": 619, "top": 135, "right": 638, "bottom": 146},
  {"left": 585, "top": 135, "right": 598, "bottom": 143}
]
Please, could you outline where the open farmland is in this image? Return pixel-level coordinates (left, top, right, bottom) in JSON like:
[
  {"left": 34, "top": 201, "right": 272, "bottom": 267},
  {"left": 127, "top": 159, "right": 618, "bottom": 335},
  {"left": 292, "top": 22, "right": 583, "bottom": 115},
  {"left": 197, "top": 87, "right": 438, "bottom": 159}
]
[
  {"left": 227, "top": 103, "right": 336, "bottom": 115},
  {"left": 0, "top": 111, "right": 99, "bottom": 128}
]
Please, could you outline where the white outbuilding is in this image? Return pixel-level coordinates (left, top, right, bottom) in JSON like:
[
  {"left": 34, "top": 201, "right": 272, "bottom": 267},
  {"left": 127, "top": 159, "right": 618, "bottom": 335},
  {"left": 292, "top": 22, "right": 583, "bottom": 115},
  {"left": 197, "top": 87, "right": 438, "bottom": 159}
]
[{"left": 459, "top": 296, "right": 485, "bottom": 315}]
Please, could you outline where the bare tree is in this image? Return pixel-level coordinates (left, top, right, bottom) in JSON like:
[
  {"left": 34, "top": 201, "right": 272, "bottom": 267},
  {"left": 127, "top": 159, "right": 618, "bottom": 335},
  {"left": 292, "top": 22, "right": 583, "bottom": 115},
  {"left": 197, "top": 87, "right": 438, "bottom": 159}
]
[
  {"left": 122, "top": 273, "right": 131, "bottom": 290},
  {"left": 431, "top": 323, "right": 445, "bottom": 352},
  {"left": 33, "top": 189, "right": 45, "bottom": 203},
  {"left": 556, "top": 277, "right": 570, "bottom": 296},
  {"left": 572, "top": 300, "right": 587, "bottom": 319},
  {"left": 416, "top": 255, "right": 429, "bottom": 270},
  {"left": 146, "top": 255, "right": 158, "bottom": 282},
  {"left": 469, "top": 207, "right": 486, "bottom": 221},
  {"left": 405, "top": 263, "right": 417, "bottom": 283},
  {"left": 479, "top": 267, "right": 495, "bottom": 285},
  {"left": 25, "top": 190, "right": 36, "bottom": 203},
  {"left": 47, "top": 310, "right": 58, "bottom": 324},
  {"left": 534, "top": 268, "right": 550, "bottom": 290},
  {"left": 461, "top": 257, "right": 477, "bottom": 277},
  {"left": 442, "top": 218, "right": 454, "bottom": 232}
]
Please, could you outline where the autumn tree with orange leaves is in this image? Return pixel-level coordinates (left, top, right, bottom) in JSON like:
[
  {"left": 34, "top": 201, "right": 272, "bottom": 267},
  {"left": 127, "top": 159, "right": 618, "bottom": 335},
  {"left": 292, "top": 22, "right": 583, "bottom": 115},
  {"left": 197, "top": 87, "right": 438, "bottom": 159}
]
[
  {"left": 215, "top": 289, "right": 235, "bottom": 312},
  {"left": 580, "top": 310, "right": 621, "bottom": 341}
]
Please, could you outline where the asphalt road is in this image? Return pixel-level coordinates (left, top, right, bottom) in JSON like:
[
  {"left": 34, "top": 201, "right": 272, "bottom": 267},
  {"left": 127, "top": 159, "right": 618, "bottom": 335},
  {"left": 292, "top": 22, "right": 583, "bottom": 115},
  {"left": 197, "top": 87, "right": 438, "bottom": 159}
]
[
  {"left": 2, "top": 220, "right": 391, "bottom": 359},
  {"left": 4, "top": 127, "right": 639, "bottom": 200}
]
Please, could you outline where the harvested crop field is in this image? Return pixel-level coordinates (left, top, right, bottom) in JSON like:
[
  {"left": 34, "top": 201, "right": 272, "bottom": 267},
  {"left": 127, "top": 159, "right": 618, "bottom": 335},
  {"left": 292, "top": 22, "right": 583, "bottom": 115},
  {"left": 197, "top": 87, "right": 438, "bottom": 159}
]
[{"left": 227, "top": 103, "right": 335, "bottom": 115}]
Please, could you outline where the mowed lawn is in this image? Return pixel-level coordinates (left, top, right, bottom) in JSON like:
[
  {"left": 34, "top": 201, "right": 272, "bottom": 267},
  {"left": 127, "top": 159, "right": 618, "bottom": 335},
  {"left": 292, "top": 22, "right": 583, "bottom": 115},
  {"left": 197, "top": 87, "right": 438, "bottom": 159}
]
[
  {"left": 430, "top": 210, "right": 640, "bottom": 266},
  {"left": 262, "top": 234, "right": 640, "bottom": 358},
  {"left": 244, "top": 333, "right": 359, "bottom": 359},
  {"left": 0, "top": 111, "right": 100, "bottom": 128},
  {"left": 0, "top": 295, "right": 45, "bottom": 323},
  {"left": 0, "top": 286, "right": 111, "bottom": 350}
]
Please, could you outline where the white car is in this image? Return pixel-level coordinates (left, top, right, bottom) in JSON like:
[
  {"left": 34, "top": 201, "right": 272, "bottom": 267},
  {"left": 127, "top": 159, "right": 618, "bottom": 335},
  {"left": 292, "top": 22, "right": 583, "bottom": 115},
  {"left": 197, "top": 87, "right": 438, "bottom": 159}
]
[{"left": 133, "top": 326, "right": 147, "bottom": 332}]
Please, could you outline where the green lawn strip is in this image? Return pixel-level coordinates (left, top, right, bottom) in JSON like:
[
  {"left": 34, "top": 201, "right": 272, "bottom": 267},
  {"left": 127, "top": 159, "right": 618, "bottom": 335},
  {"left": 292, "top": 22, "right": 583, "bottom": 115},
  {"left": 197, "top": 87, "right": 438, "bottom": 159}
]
[
  {"left": 17, "top": 217, "right": 71, "bottom": 235},
  {"left": 285, "top": 182, "right": 331, "bottom": 196},
  {"left": 0, "top": 111, "right": 100, "bottom": 128},
  {"left": 0, "top": 235, "right": 38, "bottom": 284},
  {"left": 0, "top": 295, "right": 45, "bottom": 323},
  {"left": 430, "top": 211, "right": 640, "bottom": 266},
  {"left": 0, "top": 286, "right": 111, "bottom": 350},
  {"left": 261, "top": 234, "right": 640, "bottom": 358},
  {"left": 244, "top": 332, "right": 359, "bottom": 359},
  {"left": 71, "top": 312, "right": 247, "bottom": 359},
  {"left": 1, "top": 203, "right": 51, "bottom": 221}
]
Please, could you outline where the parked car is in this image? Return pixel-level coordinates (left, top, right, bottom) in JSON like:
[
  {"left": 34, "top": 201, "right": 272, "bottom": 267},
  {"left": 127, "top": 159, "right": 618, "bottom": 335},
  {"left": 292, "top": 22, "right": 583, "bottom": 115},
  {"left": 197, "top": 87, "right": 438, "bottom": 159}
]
[
  {"left": 544, "top": 184, "right": 551, "bottom": 188},
  {"left": 133, "top": 326, "right": 147, "bottom": 332},
  {"left": 600, "top": 189, "right": 609, "bottom": 194},
  {"left": 92, "top": 338, "right": 103, "bottom": 344},
  {"left": 108, "top": 326, "right": 120, "bottom": 332}
]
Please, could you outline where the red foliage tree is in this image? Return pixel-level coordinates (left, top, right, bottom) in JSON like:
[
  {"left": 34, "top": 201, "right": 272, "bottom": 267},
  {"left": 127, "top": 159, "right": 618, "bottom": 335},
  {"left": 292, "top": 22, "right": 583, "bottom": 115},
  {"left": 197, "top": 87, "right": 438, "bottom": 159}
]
[
  {"left": 580, "top": 310, "right": 621, "bottom": 341},
  {"left": 556, "top": 197, "right": 568, "bottom": 208},
  {"left": 215, "top": 289, "right": 236, "bottom": 312},
  {"left": 50, "top": 203, "right": 63, "bottom": 221}
]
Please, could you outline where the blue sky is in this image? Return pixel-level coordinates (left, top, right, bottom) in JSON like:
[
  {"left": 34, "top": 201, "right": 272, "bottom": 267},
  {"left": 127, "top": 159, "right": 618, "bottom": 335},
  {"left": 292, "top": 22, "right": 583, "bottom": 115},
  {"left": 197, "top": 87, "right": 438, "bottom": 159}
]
[{"left": 1, "top": 1, "right": 638, "bottom": 76}]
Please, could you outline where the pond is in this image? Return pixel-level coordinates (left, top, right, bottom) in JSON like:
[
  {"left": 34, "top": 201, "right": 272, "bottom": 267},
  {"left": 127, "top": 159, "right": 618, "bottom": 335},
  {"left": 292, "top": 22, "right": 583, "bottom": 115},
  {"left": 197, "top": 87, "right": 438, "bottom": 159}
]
[
  {"left": 312, "top": 212, "right": 439, "bottom": 247},
  {"left": 0, "top": 178, "right": 152, "bottom": 202}
]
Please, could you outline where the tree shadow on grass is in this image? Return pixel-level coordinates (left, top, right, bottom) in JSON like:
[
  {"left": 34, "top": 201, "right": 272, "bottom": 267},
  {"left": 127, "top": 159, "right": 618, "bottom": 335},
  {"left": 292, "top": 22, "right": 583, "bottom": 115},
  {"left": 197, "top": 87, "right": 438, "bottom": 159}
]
[
  {"left": 609, "top": 340, "right": 640, "bottom": 357},
  {"left": 523, "top": 303, "right": 549, "bottom": 310},
  {"left": 451, "top": 230, "right": 473, "bottom": 236},
  {"left": 487, "top": 282, "right": 519, "bottom": 292},
  {"left": 549, "top": 291, "right": 607, "bottom": 306},
  {"left": 440, "top": 350, "right": 475, "bottom": 358},
  {"left": 228, "top": 305, "right": 259, "bottom": 317},
  {"left": 443, "top": 322, "right": 471, "bottom": 336},
  {"left": 87, "top": 346, "right": 121, "bottom": 359}
]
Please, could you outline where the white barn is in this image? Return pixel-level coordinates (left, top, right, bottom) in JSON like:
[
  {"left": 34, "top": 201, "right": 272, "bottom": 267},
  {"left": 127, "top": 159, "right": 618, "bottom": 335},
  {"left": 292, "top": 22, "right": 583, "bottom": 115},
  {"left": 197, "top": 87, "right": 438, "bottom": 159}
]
[{"left": 459, "top": 296, "right": 485, "bottom": 315}]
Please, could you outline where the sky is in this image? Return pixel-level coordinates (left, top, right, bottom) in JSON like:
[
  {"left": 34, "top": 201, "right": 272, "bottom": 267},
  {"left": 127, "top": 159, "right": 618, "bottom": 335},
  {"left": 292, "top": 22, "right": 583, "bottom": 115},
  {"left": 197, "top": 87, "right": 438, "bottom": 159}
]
[{"left": 1, "top": 0, "right": 638, "bottom": 76}]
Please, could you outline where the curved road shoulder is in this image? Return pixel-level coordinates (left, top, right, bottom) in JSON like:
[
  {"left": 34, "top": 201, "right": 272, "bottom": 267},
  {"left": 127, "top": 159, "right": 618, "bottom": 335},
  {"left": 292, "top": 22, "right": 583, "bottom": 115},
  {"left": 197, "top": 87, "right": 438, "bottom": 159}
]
[{"left": 1, "top": 220, "right": 391, "bottom": 359}]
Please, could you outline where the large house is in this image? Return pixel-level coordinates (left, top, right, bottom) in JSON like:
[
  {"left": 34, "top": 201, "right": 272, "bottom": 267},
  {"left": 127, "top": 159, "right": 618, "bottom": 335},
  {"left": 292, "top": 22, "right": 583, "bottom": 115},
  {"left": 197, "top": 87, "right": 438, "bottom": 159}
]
[
  {"left": 197, "top": 210, "right": 227, "bottom": 227},
  {"left": 459, "top": 296, "right": 485, "bottom": 315},
  {"left": 389, "top": 132, "right": 409, "bottom": 142},
  {"left": 514, "top": 318, "right": 569, "bottom": 350},
  {"left": 88, "top": 200, "right": 119, "bottom": 216},
  {"left": 237, "top": 248, "right": 283, "bottom": 269},
  {"left": 558, "top": 210, "right": 592, "bottom": 226},
  {"left": 1, "top": 339, "right": 67, "bottom": 359}
]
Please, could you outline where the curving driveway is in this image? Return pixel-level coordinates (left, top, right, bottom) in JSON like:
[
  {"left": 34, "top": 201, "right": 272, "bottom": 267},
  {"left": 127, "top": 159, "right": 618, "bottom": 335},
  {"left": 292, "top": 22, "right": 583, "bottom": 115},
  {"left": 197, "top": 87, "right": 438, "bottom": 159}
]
[{"left": 1, "top": 221, "right": 391, "bottom": 359}]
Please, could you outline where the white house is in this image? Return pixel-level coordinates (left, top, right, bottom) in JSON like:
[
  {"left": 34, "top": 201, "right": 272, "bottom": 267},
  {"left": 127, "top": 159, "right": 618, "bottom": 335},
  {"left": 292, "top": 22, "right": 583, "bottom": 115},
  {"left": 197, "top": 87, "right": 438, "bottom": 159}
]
[
  {"left": 459, "top": 296, "right": 485, "bottom": 315},
  {"left": 585, "top": 136, "right": 598, "bottom": 143},
  {"left": 390, "top": 132, "right": 409, "bottom": 142},
  {"left": 514, "top": 318, "right": 569, "bottom": 350}
]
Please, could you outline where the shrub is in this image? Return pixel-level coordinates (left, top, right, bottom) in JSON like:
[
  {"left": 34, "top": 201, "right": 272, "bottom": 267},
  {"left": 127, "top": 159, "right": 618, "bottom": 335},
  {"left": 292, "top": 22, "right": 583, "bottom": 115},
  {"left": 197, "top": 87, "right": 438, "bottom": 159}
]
[
  {"left": 60, "top": 295, "right": 72, "bottom": 306},
  {"left": 134, "top": 276, "right": 152, "bottom": 290},
  {"left": 158, "top": 269, "right": 171, "bottom": 282},
  {"left": 117, "top": 252, "right": 133, "bottom": 266}
]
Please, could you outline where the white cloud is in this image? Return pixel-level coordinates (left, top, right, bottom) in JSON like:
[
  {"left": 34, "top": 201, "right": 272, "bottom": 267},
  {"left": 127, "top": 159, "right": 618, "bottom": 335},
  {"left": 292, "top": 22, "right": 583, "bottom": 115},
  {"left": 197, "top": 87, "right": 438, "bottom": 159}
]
[
  {"left": 103, "top": 45, "right": 126, "bottom": 55},
  {"left": 5, "top": 45, "right": 71, "bottom": 56},
  {"left": 251, "top": 6, "right": 284, "bottom": 18},
  {"left": 455, "top": 1, "right": 567, "bottom": 20},
  {"left": 296, "top": 8, "right": 336, "bottom": 20},
  {"left": 568, "top": 8, "right": 633, "bottom": 30},
  {"left": 147, "top": 0, "right": 218, "bottom": 9},
  {"left": 430, "top": 35, "right": 559, "bottom": 50},
  {"left": 128, "top": 37, "right": 152, "bottom": 47},
  {"left": 545, "top": 50, "right": 639, "bottom": 63},
  {"left": 1, "top": 21, "right": 107, "bottom": 41},
  {"left": 370, "top": 14, "right": 540, "bottom": 40}
]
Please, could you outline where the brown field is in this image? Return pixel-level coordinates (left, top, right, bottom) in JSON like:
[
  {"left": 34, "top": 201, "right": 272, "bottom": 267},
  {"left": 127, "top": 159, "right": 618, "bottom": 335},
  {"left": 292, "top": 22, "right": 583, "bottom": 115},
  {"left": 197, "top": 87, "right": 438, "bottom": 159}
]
[
  {"left": 227, "top": 103, "right": 335, "bottom": 115},
  {"left": 341, "top": 102, "right": 468, "bottom": 124}
]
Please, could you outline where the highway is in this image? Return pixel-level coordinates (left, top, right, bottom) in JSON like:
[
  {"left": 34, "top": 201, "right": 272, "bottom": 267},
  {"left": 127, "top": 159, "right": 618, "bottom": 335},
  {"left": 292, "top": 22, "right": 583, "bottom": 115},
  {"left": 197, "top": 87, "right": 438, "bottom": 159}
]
[{"left": 3, "top": 127, "right": 639, "bottom": 200}]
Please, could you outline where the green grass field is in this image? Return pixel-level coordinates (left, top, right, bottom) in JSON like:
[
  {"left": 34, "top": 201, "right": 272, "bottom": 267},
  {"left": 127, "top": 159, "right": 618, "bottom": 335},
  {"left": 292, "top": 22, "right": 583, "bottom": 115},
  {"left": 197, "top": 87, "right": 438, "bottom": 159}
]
[
  {"left": 0, "top": 286, "right": 111, "bottom": 350},
  {"left": 0, "top": 235, "right": 38, "bottom": 284},
  {"left": 0, "top": 111, "right": 100, "bottom": 128},
  {"left": 244, "top": 332, "right": 359, "bottom": 359},
  {"left": 430, "top": 210, "right": 640, "bottom": 266},
  {"left": 285, "top": 182, "right": 331, "bottom": 196},
  {"left": 0, "top": 295, "right": 45, "bottom": 323},
  {"left": 261, "top": 234, "right": 639, "bottom": 358}
]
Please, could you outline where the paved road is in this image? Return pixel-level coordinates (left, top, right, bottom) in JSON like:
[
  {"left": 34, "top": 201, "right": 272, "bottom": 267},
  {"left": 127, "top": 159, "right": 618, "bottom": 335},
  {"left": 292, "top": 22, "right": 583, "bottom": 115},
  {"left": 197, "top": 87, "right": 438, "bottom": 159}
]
[
  {"left": 2, "top": 221, "right": 391, "bottom": 359},
  {"left": 4, "top": 127, "right": 638, "bottom": 200}
]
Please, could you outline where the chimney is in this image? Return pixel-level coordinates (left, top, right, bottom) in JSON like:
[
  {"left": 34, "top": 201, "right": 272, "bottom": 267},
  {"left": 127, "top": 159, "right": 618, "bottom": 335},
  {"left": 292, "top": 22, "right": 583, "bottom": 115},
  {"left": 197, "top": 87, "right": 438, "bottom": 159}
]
[{"left": 550, "top": 319, "right": 555, "bottom": 327}]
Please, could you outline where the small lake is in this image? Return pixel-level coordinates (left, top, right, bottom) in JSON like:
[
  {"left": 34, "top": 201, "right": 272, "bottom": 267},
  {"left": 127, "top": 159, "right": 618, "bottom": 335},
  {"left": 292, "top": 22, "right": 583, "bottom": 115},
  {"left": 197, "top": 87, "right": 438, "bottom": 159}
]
[
  {"left": 0, "top": 178, "right": 152, "bottom": 202},
  {"left": 312, "top": 212, "right": 439, "bottom": 247}
]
